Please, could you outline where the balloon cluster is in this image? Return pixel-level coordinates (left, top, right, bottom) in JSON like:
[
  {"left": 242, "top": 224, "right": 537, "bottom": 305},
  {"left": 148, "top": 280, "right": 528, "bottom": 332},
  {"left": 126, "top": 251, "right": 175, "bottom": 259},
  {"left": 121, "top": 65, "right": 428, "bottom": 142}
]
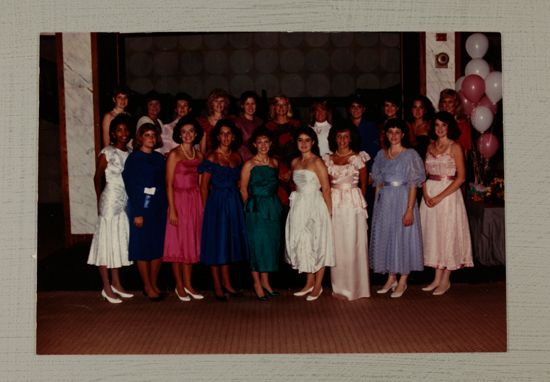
[{"left": 455, "top": 33, "right": 502, "bottom": 159}]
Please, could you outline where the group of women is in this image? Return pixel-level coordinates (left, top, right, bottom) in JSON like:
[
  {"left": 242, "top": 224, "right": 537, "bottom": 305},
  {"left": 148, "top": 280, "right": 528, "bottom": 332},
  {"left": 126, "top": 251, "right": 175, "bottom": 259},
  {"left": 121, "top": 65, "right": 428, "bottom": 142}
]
[{"left": 87, "top": 86, "right": 473, "bottom": 304}]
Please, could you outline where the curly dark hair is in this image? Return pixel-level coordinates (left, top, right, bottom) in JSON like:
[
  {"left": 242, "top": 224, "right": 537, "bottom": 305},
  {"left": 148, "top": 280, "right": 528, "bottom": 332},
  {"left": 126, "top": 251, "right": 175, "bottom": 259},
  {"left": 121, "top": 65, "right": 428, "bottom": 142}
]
[
  {"left": 172, "top": 115, "right": 203, "bottom": 145},
  {"left": 429, "top": 111, "right": 461, "bottom": 141},
  {"left": 406, "top": 95, "right": 435, "bottom": 123},
  {"left": 248, "top": 126, "right": 274, "bottom": 155},
  {"left": 108, "top": 114, "right": 132, "bottom": 145},
  {"left": 327, "top": 121, "right": 361, "bottom": 153},
  {"left": 210, "top": 118, "right": 243, "bottom": 152}
]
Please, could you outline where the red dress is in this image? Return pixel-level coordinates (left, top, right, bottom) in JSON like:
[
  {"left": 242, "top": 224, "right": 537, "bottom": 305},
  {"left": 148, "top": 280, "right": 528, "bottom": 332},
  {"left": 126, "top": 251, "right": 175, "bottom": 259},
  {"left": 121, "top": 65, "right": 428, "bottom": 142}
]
[{"left": 265, "top": 119, "right": 301, "bottom": 206}]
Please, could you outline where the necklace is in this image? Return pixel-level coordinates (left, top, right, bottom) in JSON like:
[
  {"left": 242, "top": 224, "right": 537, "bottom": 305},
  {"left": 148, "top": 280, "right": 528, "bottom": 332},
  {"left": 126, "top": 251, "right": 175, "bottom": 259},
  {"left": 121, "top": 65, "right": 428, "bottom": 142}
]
[
  {"left": 254, "top": 155, "right": 270, "bottom": 165},
  {"left": 435, "top": 140, "right": 450, "bottom": 153},
  {"left": 217, "top": 148, "right": 231, "bottom": 159},
  {"left": 180, "top": 144, "right": 195, "bottom": 160}
]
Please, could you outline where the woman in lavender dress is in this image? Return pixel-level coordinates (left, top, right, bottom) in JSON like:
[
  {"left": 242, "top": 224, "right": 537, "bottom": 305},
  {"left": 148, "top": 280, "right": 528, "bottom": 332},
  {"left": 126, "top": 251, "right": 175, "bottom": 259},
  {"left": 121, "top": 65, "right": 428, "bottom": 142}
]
[{"left": 370, "top": 119, "right": 425, "bottom": 298}]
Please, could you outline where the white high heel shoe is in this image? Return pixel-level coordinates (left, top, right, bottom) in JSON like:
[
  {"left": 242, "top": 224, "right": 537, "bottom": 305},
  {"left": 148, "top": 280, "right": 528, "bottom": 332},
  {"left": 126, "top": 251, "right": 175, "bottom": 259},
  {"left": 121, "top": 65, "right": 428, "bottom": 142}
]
[
  {"left": 432, "top": 283, "right": 451, "bottom": 296},
  {"left": 390, "top": 285, "right": 407, "bottom": 298},
  {"left": 376, "top": 281, "right": 398, "bottom": 294},
  {"left": 111, "top": 286, "right": 134, "bottom": 298},
  {"left": 175, "top": 288, "right": 191, "bottom": 302},
  {"left": 101, "top": 289, "right": 122, "bottom": 304},
  {"left": 293, "top": 286, "right": 314, "bottom": 297},
  {"left": 184, "top": 287, "right": 204, "bottom": 300},
  {"left": 306, "top": 288, "right": 323, "bottom": 302}
]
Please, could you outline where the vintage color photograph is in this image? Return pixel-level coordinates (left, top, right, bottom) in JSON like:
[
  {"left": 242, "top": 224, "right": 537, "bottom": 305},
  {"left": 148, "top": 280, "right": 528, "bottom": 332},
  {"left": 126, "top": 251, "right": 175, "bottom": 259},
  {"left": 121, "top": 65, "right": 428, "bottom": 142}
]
[{"left": 37, "top": 32, "right": 505, "bottom": 354}]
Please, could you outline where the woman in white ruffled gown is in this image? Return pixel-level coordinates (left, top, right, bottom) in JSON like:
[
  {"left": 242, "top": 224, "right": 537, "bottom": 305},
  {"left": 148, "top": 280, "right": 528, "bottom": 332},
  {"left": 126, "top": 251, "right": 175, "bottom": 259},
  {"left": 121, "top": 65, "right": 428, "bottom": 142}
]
[
  {"left": 285, "top": 126, "right": 334, "bottom": 301},
  {"left": 324, "top": 123, "right": 371, "bottom": 300},
  {"left": 88, "top": 115, "right": 133, "bottom": 303}
]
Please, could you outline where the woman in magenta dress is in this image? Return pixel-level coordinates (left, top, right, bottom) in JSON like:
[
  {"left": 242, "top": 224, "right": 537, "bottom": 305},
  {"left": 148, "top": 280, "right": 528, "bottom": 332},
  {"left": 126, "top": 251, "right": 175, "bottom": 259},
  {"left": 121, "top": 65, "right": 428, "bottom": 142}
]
[
  {"left": 163, "top": 116, "right": 205, "bottom": 302},
  {"left": 324, "top": 122, "right": 371, "bottom": 300},
  {"left": 420, "top": 111, "right": 473, "bottom": 296}
]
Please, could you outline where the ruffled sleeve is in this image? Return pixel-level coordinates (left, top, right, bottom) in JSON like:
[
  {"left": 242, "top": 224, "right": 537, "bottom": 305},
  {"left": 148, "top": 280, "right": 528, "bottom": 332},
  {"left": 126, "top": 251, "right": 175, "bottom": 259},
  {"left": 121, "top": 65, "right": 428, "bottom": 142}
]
[
  {"left": 99, "top": 145, "right": 113, "bottom": 161},
  {"left": 351, "top": 151, "right": 370, "bottom": 170},
  {"left": 322, "top": 154, "right": 333, "bottom": 175},
  {"left": 198, "top": 159, "right": 214, "bottom": 174},
  {"left": 370, "top": 150, "right": 384, "bottom": 187},
  {"left": 406, "top": 149, "right": 426, "bottom": 187}
]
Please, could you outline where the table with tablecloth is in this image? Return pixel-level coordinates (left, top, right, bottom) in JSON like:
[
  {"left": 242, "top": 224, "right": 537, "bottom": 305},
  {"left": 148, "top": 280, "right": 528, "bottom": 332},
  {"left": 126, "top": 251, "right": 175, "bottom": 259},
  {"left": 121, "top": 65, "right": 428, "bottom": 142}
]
[{"left": 466, "top": 200, "right": 505, "bottom": 266}]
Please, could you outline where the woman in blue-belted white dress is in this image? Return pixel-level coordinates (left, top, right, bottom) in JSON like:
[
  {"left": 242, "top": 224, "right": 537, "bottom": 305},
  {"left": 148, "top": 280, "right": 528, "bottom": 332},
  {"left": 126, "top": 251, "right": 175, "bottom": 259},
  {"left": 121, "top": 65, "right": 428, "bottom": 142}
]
[{"left": 369, "top": 118, "right": 425, "bottom": 298}]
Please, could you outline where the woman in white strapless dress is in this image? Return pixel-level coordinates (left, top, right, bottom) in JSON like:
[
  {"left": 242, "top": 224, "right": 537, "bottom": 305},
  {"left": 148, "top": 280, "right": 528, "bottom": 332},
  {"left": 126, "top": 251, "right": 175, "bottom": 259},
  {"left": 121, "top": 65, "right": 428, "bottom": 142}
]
[{"left": 285, "top": 126, "right": 334, "bottom": 301}]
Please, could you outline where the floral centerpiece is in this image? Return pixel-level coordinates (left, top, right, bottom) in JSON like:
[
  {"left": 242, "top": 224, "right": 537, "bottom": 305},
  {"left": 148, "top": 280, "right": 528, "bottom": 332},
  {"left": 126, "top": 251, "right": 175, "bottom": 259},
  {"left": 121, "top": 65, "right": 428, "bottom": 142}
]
[{"left": 468, "top": 177, "right": 504, "bottom": 204}]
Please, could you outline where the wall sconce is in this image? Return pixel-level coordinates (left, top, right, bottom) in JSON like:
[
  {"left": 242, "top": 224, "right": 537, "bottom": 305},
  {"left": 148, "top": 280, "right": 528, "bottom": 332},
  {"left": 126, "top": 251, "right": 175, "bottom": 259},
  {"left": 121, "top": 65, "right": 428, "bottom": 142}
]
[{"left": 435, "top": 52, "right": 449, "bottom": 68}]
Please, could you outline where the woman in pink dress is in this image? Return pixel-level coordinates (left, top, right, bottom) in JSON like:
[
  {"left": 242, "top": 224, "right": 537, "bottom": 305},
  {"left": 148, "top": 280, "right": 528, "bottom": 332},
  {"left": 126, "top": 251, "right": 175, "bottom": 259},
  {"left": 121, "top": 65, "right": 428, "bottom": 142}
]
[
  {"left": 324, "top": 123, "right": 371, "bottom": 300},
  {"left": 163, "top": 116, "right": 205, "bottom": 301},
  {"left": 419, "top": 111, "right": 474, "bottom": 296}
]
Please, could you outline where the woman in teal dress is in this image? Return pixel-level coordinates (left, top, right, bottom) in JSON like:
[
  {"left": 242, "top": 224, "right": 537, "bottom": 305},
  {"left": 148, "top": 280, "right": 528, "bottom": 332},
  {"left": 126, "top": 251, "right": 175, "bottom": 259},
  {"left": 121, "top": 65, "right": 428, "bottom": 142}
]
[{"left": 240, "top": 127, "right": 282, "bottom": 300}]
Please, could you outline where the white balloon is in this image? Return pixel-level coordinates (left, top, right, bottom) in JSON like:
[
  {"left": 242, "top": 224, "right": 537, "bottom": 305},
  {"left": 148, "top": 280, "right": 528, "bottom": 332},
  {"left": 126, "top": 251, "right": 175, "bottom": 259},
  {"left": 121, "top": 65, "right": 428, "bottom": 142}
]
[
  {"left": 455, "top": 76, "right": 465, "bottom": 92},
  {"left": 465, "top": 58, "right": 490, "bottom": 79},
  {"left": 471, "top": 105, "right": 494, "bottom": 133},
  {"left": 485, "top": 71, "right": 502, "bottom": 103},
  {"left": 465, "top": 33, "right": 489, "bottom": 59}
]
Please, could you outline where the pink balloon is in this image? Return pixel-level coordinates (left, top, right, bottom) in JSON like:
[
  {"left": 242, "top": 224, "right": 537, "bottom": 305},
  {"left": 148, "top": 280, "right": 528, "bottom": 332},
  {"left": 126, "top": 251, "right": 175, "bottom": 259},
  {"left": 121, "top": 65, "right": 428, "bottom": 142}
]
[
  {"left": 459, "top": 91, "right": 476, "bottom": 115},
  {"left": 461, "top": 74, "right": 485, "bottom": 103},
  {"left": 478, "top": 96, "right": 497, "bottom": 115},
  {"left": 477, "top": 132, "right": 500, "bottom": 159}
]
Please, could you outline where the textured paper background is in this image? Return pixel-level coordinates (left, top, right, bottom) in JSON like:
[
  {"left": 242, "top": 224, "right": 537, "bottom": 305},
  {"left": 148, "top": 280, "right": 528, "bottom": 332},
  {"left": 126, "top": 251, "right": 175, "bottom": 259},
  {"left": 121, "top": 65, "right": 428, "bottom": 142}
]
[{"left": 1, "top": 0, "right": 549, "bottom": 380}]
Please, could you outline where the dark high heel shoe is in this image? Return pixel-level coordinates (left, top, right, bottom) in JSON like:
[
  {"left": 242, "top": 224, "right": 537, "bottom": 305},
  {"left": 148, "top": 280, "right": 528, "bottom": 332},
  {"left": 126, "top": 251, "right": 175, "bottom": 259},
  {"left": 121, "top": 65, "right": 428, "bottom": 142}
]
[
  {"left": 214, "top": 293, "right": 228, "bottom": 302},
  {"left": 142, "top": 289, "right": 162, "bottom": 301},
  {"left": 222, "top": 286, "right": 243, "bottom": 296},
  {"left": 262, "top": 288, "right": 280, "bottom": 297}
]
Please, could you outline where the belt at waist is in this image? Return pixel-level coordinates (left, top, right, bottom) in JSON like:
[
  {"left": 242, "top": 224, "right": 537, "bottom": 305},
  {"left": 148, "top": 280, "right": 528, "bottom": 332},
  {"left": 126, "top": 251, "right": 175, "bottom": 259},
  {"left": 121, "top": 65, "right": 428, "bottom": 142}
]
[
  {"left": 383, "top": 181, "right": 407, "bottom": 187},
  {"left": 428, "top": 175, "right": 456, "bottom": 181},
  {"left": 332, "top": 183, "right": 356, "bottom": 191}
]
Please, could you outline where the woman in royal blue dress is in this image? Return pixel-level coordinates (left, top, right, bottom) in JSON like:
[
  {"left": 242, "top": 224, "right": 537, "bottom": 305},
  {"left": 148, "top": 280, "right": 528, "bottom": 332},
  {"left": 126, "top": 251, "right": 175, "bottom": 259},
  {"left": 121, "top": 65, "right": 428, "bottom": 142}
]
[
  {"left": 122, "top": 123, "right": 167, "bottom": 300},
  {"left": 369, "top": 118, "right": 425, "bottom": 298},
  {"left": 200, "top": 119, "right": 249, "bottom": 300}
]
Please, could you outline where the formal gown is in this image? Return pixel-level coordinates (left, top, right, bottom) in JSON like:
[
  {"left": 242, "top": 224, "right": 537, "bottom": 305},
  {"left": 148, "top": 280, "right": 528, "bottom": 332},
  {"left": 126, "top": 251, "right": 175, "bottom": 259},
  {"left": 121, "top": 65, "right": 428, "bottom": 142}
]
[
  {"left": 162, "top": 158, "right": 203, "bottom": 264},
  {"left": 199, "top": 160, "right": 249, "bottom": 265},
  {"left": 87, "top": 146, "right": 132, "bottom": 268},
  {"left": 419, "top": 143, "right": 474, "bottom": 270},
  {"left": 285, "top": 169, "right": 335, "bottom": 273},
  {"left": 233, "top": 115, "right": 262, "bottom": 161},
  {"left": 369, "top": 149, "right": 425, "bottom": 274},
  {"left": 266, "top": 119, "right": 301, "bottom": 206},
  {"left": 122, "top": 150, "right": 167, "bottom": 261},
  {"left": 325, "top": 152, "right": 371, "bottom": 300},
  {"left": 244, "top": 165, "right": 282, "bottom": 272}
]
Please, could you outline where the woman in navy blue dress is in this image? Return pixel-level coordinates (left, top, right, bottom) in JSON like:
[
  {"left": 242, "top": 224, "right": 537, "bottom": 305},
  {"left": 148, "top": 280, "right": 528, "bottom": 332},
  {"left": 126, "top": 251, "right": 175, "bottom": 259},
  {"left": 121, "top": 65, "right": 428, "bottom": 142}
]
[
  {"left": 123, "top": 123, "right": 167, "bottom": 300},
  {"left": 200, "top": 119, "right": 249, "bottom": 300}
]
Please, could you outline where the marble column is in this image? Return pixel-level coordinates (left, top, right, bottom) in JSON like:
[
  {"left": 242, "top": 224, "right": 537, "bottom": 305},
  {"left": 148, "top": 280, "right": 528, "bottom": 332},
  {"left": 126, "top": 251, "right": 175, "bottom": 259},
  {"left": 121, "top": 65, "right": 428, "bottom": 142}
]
[
  {"left": 425, "top": 32, "right": 456, "bottom": 108},
  {"left": 62, "top": 33, "right": 97, "bottom": 234}
]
